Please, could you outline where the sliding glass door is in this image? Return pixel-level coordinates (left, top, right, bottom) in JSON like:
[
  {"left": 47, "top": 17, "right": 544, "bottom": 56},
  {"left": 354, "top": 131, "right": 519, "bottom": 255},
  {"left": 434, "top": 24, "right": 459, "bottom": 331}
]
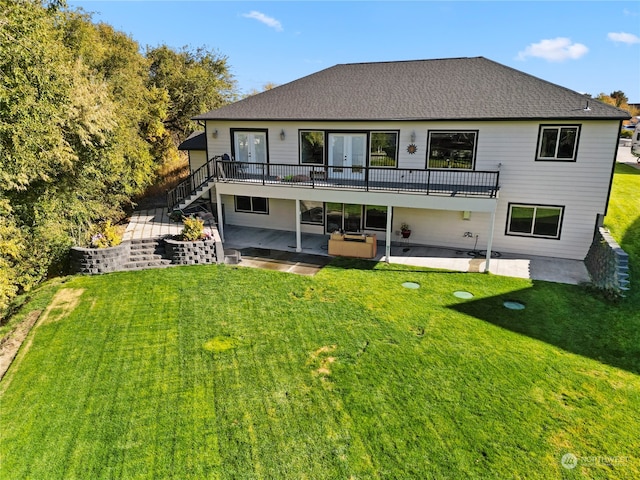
[{"left": 326, "top": 203, "right": 362, "bottom": 233}]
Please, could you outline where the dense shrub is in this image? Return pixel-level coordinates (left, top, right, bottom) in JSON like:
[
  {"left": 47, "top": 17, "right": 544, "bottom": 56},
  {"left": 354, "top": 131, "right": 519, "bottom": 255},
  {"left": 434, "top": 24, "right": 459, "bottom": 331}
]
[{"left": 180, "top": 216, "right": 205, "bottom": 241}]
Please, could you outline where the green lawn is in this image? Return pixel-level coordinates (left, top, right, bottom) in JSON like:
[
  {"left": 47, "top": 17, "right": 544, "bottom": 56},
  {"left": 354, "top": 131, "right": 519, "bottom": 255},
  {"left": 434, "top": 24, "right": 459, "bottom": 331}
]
[{"left": 1, "top": 166, "right": 638, "bottom": 479}]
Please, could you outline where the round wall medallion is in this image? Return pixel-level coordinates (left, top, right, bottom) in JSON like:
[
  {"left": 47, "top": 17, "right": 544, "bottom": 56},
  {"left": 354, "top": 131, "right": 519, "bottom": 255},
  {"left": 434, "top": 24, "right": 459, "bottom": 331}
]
[{"left": 407, "top": 144, "right": 418, "bottom": 154}]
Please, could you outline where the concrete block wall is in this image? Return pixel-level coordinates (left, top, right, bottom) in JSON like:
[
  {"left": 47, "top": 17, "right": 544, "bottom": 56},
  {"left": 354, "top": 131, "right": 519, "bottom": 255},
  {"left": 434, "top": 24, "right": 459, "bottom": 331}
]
[
  {"left": 164, "top": 238, "right": 219, "bottom": 265},
  {"left": 70, "top": 242, "right": 131, "bottom": 274},
  {"left": 585, "top": 227, "right": 631, "bottom": 296}
]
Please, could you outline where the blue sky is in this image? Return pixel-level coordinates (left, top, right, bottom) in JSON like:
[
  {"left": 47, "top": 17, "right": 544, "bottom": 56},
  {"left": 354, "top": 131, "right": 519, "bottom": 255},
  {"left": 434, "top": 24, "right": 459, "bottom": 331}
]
[{"left": 69, "top": 1, "right": 640, "bottom": 102}]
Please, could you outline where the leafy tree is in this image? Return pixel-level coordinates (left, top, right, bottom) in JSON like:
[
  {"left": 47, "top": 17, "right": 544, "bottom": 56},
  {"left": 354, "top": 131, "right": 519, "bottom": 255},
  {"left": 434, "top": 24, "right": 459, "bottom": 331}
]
[
  {"left": 146, "top": 45, "right": 236, "bottom": 140},
  {"left": 610, "top": 90, "right": 628, "bottom": 108},
  {"left": 597, "top": 91, "right": 639, "bottom": 116},
  {"left": 0, "top": 1, "right": 239, "bottom": 318}
]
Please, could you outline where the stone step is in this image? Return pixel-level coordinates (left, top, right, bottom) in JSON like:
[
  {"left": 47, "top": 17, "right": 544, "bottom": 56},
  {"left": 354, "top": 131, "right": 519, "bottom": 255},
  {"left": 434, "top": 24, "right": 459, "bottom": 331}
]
[
  {"left": 130, "top": 240, "right": 164, "bottom": 248},
  {"left": 123, "top": 259, "right": 172, "bottom": 269},
  {"left": 130, "top": 237, "right": 164, "bottom": 244},
  {"left": 129, "top": 243, "right": 164, "bottom": 252},
  {"left": 122, "top": 264, "right": 174, "bottom": 272},
  {"left": 128, "top": 254, "right": 165, "bottom": 262},
  {"left": 129, "top": 245, "right": 166, "bottom": 254}
]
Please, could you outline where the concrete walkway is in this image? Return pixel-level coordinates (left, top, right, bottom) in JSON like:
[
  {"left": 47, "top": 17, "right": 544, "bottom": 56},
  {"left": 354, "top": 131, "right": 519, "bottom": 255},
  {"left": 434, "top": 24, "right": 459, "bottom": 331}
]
[{"left": 617, "top": 144, "right": 640, "bottom": 169}]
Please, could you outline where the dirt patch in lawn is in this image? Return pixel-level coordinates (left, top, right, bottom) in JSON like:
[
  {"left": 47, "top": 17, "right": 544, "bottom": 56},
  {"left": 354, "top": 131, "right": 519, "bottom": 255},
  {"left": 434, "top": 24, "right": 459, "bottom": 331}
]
[
  {"left": 0, "top": 310, "right": 42, "bottom": 381},
  {"left": 0, "top": 288, "right": 84, "bottom": 386},
  {"left": 39, "top": 288, "right": 84, "bottom": 325},
  {"left": 309, "top": 345, "right": 337, "bottom": 378}
]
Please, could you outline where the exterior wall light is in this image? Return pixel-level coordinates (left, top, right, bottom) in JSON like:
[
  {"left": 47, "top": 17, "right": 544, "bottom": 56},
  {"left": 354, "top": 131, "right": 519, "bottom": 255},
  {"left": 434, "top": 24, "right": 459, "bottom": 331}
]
[
  {"left": 212, "top": 129, "right": 218, "bottom": 139},
  {"left": 280, "top": 129, "right": 286, "bottom": 141},
  {"left": 410, "top": 131, "right": 416, "bottom": 143}
]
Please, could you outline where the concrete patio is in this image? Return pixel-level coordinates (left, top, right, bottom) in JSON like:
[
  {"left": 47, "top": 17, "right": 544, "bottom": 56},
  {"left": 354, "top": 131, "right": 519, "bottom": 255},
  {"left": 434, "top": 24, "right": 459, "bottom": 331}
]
[
  {"left": 221, "top": 224, "right": 590, "bottom": 285},
  {"left": 123, "top": 210, "right": 590, "bottom": 284}
]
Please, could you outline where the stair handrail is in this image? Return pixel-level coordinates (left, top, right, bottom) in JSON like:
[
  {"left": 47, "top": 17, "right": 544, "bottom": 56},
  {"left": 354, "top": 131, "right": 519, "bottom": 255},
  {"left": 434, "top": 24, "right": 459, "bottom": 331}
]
[{"left": 167, "top": 155, "right": 221, "bottom": 212}]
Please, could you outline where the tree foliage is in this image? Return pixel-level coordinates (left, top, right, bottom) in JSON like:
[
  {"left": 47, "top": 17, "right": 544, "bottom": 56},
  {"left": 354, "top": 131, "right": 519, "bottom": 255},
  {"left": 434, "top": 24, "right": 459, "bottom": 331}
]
[
  {"left": 597, "top": 91, "right": 639, "bottom": 116},
  {"left": 0, "top": 0, "right": 236, "bottom": 317},
  {"left": 146, "top": 45, "right": 236, "bottom": 138}
]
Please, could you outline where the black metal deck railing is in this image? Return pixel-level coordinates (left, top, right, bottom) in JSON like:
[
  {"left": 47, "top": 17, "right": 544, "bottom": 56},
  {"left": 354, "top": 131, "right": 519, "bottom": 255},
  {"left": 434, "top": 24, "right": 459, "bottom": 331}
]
[
  {"left": 167, "top": 155, "right": 222, "bottom": 211},
  {"left": 215, "top": 161, "right": 500, "bottom": 198}
]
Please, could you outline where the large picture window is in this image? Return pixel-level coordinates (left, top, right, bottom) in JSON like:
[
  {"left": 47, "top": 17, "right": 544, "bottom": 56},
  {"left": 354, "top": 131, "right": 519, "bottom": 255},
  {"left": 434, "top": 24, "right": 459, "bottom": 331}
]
[
  {"left": 300, "top": 131, "right": 324, "bottom": 165},
  {"left": 300, "top": 200, "right": 323, "bottom": 224},
  {"left": 370, "top": 132, "right": 398, "bottom": 167},
  {"left": 506, "top": 204, "right": 564, "bottom": 239},
  {"left": 427, "top": 131, "right": 477, "bottom": 170},
  {"left": 536, "top": 125, "right": 580, "bottom": 161},
  {"left": 235, "top": 196, "right": 268, "bottom": 214}
]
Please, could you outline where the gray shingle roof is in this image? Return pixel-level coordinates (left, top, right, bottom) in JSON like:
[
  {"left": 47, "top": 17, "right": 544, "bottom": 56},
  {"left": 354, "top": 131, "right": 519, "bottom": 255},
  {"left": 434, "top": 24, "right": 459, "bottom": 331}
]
[
  {"left": 194, "top": 57, "right": 629, "bottom": 122},
  {"left": 178, "top": 130, "right": 206, "bottom": 150}
]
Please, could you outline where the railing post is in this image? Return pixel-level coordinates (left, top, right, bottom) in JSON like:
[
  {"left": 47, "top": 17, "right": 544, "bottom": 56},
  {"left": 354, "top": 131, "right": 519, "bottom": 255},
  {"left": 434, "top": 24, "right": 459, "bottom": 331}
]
[{"left": 365, "top": 165, "right": 369, "bottom": 192}]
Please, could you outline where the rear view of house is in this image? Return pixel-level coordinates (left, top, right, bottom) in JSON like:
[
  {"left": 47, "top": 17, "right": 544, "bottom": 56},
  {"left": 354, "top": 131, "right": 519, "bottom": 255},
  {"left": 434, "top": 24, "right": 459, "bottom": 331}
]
[{"left": 175, "top": 57, "right": 629, "bottom": 265}]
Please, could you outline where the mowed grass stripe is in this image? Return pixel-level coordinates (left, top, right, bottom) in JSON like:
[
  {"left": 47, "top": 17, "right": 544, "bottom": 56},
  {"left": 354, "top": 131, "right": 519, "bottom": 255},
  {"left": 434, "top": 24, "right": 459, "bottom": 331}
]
[{"left": 1, "top": 258, "right": 639, "bottom": 478}]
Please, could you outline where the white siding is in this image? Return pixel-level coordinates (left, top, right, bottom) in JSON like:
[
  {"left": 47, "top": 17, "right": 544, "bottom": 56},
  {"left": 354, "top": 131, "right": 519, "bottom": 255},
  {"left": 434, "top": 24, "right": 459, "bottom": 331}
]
[
  {"left": 189, "top": 150, "right": 207, "bottom": 172},
  {"left": 221, "top": 196, "right": 323, "bottom": 234},
  {"left": 205, "top": 119, "right": 620, "bottom": 260}
]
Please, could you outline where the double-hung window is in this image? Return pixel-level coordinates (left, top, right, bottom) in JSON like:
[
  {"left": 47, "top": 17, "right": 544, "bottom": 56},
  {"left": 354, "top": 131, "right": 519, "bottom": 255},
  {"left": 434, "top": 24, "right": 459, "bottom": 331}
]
[
  {"left": 536, "top": 125, "right": 580, "bottom": 161},
  {"left": 506, "top": 204, "right": 564, "bottom": 239}
]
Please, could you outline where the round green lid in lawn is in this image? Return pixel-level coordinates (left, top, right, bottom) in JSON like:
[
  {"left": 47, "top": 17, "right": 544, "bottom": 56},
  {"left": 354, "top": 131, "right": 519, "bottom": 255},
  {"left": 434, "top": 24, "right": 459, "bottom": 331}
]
[
  {"left": 503, "top": 301, "right": 525, "bottom": 310},
  {"left": 453, "top": 291, "right": 474, "bottom": 299},
  {"left": 402, "top": 282, "right": 420, "bottom": 289}
]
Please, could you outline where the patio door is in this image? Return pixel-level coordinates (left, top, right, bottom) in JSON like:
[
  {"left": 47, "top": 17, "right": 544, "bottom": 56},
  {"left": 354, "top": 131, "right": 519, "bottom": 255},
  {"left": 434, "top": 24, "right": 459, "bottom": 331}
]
[
  {"left": 234, "top": 131, "right": 267, "bottom": 175},
  {"left": 328, "top": 133, "right": 366, "bottom": 180},
  {"left": 326, "top": 203, "right": 362, "bottom": 233}
]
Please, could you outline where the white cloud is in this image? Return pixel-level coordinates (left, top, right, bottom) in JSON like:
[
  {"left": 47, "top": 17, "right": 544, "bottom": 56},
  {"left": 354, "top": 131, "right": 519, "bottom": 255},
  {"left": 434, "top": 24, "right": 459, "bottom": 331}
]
[
  {"left": 242, "top": 11, "right": 283, "bottom": 32},
  {"left": 517, "top": 37, "right": 588, "bottom": 62},
  {"left": 608, "top": 32, "right": 640, "bottom": 45}
]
